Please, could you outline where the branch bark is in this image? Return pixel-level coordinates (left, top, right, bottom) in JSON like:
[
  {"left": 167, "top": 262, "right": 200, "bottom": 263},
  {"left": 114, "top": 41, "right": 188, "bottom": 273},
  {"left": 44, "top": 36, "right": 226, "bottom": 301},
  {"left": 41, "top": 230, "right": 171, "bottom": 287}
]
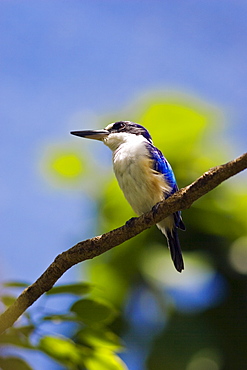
[{"left": 0, "top": 152, "right": 246, "bottom": 334}]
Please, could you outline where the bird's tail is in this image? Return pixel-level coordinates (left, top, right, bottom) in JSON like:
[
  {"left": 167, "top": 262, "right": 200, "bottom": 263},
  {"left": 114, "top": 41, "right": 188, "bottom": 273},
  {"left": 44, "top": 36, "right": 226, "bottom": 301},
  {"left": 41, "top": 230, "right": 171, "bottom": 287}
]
[
  {"left": 166, "top": 228, "right": 184, "bottom": 273},
  {"left": 157, "top": 216, "right": 184, "bottom": 273}
]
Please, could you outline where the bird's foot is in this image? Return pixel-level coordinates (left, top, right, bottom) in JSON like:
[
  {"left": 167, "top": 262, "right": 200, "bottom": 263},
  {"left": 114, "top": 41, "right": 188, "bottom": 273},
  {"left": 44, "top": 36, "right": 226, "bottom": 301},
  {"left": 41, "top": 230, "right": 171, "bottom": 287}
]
[{"left": 151, "top": 202, "right": 160, "bottom": 216}]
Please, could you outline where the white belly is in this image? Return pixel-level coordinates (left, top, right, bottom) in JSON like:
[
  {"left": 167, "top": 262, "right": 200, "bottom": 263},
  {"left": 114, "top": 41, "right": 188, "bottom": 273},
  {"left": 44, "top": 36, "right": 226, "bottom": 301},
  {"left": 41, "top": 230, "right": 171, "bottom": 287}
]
[{"left": 112, "top": 142, "right": 171, "bottom": 216}]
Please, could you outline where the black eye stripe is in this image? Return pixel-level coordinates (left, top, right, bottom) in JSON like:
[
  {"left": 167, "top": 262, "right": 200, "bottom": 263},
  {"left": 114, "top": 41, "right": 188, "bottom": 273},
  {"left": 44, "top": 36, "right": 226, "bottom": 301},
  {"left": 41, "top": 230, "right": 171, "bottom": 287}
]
[
  {"left": 107, "top": 121, "right": 152, "bottom": 143},
  {"left": 113, "top": 122, "right": 125, "bottom": 130}
]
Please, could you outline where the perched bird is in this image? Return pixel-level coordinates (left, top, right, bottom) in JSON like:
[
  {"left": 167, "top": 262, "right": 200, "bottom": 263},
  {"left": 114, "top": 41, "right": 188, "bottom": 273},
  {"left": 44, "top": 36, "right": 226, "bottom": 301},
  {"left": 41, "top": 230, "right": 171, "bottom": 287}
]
[{"left": 71, "top": 121, "right": 185, "bottom": 272}]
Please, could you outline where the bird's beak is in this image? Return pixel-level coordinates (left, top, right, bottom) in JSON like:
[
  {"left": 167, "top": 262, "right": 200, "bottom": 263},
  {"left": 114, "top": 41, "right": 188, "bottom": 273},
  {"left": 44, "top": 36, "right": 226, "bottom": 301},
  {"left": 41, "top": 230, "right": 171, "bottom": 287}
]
[{"left": 70, "top": 129, "right": 109, "bottom": 141}]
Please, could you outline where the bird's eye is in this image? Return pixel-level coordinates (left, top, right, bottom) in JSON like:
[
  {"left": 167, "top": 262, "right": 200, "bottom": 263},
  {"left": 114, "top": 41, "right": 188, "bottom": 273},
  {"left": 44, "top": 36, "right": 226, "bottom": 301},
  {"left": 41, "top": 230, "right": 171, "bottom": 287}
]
[{"left": 113, "top": 122, "right": 125, "bottom": 131}]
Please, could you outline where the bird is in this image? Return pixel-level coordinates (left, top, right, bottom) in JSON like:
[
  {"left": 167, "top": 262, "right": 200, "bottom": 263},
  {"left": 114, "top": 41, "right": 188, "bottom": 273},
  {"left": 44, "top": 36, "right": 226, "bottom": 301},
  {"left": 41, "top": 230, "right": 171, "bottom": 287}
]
[{"left": 71, "top": 121, "right": 185, "bottom": 272}]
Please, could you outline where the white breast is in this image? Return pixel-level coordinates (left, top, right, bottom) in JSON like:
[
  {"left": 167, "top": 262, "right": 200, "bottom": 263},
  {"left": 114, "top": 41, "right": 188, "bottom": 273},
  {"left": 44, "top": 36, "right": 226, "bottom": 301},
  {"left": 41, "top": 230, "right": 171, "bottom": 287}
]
[{"left": 110, "top": 135, "right": 170, "bottom": 215}]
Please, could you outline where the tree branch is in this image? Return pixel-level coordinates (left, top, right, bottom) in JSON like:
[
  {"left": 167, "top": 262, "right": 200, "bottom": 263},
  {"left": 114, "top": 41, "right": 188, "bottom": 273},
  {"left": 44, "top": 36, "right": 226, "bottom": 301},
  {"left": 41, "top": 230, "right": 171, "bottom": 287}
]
[{"left": 0, "top": 152, "right": 246, "bottom": 334}]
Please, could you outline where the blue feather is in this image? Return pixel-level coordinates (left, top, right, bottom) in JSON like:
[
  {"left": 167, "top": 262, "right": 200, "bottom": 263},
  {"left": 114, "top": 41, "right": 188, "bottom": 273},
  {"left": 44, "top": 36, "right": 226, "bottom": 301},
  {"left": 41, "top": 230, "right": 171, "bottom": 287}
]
[
  {"left": 147, "top": 143, "right": 185, "bottom": 231},
  {"left": 147, "top": 144, "right": 176, "bottom": 193}
]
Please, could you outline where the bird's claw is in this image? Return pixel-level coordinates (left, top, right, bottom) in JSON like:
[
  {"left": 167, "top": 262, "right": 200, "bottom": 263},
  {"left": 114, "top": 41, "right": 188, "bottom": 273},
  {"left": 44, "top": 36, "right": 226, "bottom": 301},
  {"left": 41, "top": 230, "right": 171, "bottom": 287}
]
[{"left": 151, "top": 203, "right": 160, "bottom": 216}]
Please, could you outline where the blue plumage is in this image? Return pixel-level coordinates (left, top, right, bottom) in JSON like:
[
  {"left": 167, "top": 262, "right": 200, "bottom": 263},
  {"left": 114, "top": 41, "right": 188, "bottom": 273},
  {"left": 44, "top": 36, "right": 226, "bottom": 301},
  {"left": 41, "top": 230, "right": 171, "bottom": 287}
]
[
  {"left": 147, "top": 144, "right": 177, "bottom": 195},
  {"left": 147, "top": 142, "right": 185, "bottom": 230}
]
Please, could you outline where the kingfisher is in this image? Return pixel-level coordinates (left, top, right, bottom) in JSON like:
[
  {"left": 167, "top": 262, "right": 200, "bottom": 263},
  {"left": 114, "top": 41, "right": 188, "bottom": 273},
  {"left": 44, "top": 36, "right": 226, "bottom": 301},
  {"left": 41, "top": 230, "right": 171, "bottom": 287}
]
[{"left": 71, "top": 121, "right": 185, "bottom": 272}]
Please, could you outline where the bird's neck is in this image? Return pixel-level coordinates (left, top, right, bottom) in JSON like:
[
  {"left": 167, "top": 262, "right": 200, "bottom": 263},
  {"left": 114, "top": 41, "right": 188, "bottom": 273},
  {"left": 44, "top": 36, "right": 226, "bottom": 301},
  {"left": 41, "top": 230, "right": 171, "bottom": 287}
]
[
  {"left": 104, "top": 133, "right": 148, "bottom": 153},
  {"left": 111, "top": 136, "right": 150, "bottom": 172}
]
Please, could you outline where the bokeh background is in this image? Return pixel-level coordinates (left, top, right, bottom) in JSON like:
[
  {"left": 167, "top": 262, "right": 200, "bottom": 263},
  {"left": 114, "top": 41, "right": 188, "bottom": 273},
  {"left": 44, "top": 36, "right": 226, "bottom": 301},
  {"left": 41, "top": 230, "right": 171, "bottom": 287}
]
[{"left": 0, "top": 1, "right": 247, "bottom": 370}]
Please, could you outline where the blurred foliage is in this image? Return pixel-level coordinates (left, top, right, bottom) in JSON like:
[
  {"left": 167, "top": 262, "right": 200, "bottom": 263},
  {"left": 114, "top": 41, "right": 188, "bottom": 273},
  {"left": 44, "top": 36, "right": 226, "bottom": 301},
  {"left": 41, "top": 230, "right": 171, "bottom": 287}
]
[
  {"left": 87, "top": 97, "right": 247, "bottom": 370},
  {"left": 0, "top": 96, "right": 247, "bottom": 369},
  {"left": 40, "top": 143, "right": 87, "bottom": 190},
  {"left": 0, "top": 282, "right": 126, "bottom": 369}
]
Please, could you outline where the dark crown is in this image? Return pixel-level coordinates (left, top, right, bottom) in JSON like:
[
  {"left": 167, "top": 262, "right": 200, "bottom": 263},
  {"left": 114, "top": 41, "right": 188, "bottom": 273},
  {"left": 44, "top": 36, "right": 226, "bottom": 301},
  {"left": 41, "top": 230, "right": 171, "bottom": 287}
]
[{"left": 109, "top": 121, "right": 152, "bottom": 142}]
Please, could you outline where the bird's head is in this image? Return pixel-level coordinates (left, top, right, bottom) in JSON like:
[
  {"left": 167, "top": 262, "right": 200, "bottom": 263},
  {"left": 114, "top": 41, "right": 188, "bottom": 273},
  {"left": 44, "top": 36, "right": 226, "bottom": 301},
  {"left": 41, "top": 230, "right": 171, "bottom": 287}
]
[{"left": 71, "top": 121, "right": 152, "bottom": 151}]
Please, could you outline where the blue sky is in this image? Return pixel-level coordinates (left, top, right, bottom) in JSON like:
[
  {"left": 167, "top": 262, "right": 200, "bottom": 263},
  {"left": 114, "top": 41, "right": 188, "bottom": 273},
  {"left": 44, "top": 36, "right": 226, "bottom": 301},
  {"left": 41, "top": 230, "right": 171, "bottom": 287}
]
[{"left": 1, "top": 0, "right": 247, "bottom": 301}]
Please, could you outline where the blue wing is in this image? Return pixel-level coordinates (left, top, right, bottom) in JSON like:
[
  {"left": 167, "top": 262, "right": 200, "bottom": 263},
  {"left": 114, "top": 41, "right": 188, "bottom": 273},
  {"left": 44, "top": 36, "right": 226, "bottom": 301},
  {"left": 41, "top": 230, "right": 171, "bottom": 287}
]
[
  {"left": 147, "top": 144, "right": 185, "bottom": 231},
  {"left": 148, "top": 145, "right": 177, "bottom": 195}
]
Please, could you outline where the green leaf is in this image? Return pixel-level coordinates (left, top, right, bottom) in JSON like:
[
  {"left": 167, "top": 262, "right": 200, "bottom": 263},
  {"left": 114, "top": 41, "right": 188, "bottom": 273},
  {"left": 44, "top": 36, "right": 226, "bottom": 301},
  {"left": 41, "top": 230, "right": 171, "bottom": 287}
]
[
  {"left": 1, "top": 295, "right": 17, "bottom": 306},
  {"left": 0, "top": 357, "right": 32, "bottom": 370},
  {"left": 0, "top": 330, "right": 32, "bottom": 349},
  {"left": 42, "top": 314, "right": 82, "bottom": 323},
  {"left": 46, "top": 282, "right": 93, "bottom": 296},
  {"left": 3, "top": 281, "right": 30, "bottom": 288},
  {"left": 39, "top": 335, "right": 85, "bottom": 367},
  {"left": 16, "top": 325, "right": 35, "bottom": 337},
  {"left": 70, "top": 299, "right": 117, "bottom": 325},
  {"left": 84, "top": 349, "right": 128, "bottom": 370},
  {"left": 77, "top": 327, "right": 124, "bottom": 351}
]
